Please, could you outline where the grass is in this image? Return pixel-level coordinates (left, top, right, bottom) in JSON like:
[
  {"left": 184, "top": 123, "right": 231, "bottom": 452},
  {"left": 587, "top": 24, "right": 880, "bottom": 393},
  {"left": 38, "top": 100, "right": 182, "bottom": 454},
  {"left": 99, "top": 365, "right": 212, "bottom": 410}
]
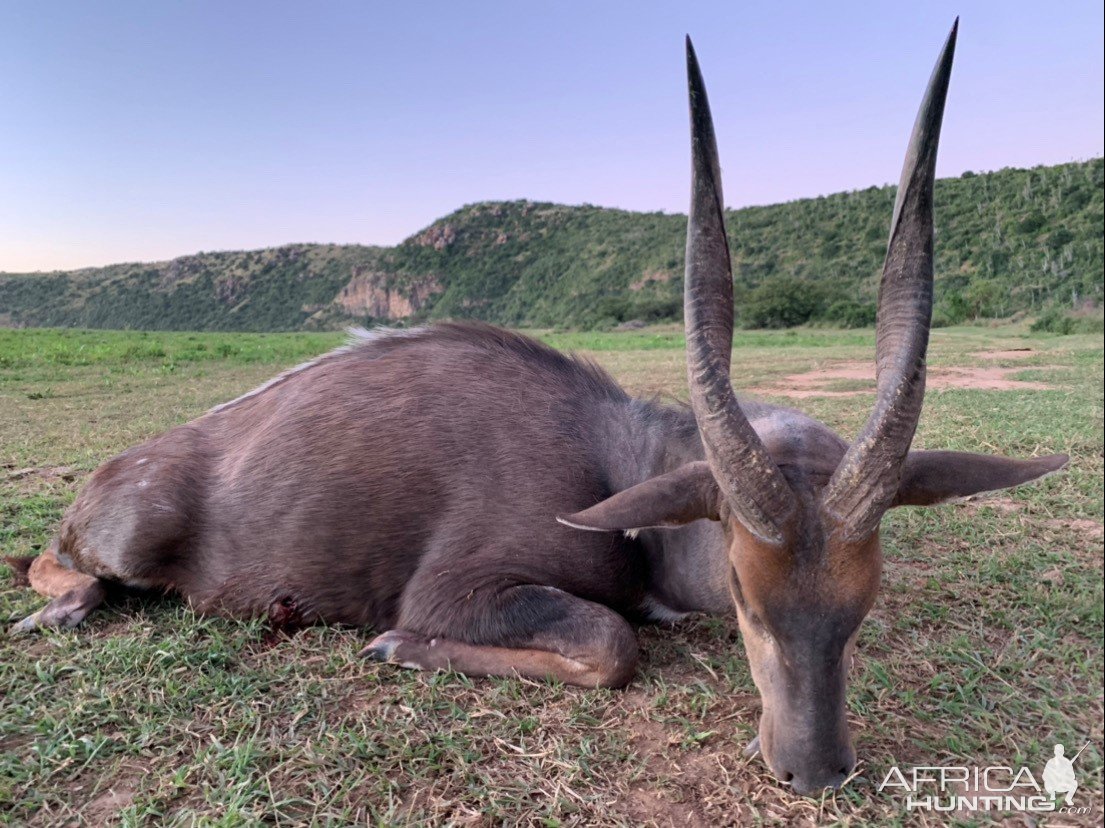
[{"left": 1, "top": 324, "right": 1101, "bottom": 826}]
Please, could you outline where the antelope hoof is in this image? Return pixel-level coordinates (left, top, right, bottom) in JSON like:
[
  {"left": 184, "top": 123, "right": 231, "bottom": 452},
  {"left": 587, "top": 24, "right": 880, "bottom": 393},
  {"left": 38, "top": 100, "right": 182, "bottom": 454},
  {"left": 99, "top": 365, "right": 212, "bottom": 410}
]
[
  {"left": 360, "top": 629, "right": 423, "bottom": 663},
  {"left": 11, "top": 611, "right": 45, "bottom": 635},
  {"left": 12, "top": 604, "right": 86, "bottom": 634},
  {"left": 743, "top": 735, "right": 761, "bottom": 757}
]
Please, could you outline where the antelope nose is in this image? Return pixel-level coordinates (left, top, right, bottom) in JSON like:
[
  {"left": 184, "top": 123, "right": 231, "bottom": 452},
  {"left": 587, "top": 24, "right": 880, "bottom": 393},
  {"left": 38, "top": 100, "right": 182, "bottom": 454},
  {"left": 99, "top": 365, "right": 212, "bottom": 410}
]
[
  {"left": 781, "top": 750, "right": 856, "bottom": 797},
  {"left": 786, "top": 766, "right": 851, "bottom": 797}
]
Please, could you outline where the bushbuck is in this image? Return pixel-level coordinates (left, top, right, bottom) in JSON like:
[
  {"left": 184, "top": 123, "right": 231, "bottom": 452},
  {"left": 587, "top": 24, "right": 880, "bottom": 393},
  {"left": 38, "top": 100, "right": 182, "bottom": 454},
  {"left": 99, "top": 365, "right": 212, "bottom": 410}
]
[{"left": 9, "top": 21, "right": 1066, "bottom": 795}]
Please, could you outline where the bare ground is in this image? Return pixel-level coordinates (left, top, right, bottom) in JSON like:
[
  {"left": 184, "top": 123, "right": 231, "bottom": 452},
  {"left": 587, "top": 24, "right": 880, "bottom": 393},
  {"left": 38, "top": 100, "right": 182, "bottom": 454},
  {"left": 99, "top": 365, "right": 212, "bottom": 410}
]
[{"left": 750, "top": 361, "right": 1058, "bottom": 398}]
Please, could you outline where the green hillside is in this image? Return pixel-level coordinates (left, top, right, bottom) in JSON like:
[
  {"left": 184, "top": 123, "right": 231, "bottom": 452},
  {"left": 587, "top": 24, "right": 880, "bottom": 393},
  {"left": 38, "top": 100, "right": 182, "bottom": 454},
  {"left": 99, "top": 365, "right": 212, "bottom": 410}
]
[{"left": 2, "top": 159, "right": 1101, "bottom": 331}]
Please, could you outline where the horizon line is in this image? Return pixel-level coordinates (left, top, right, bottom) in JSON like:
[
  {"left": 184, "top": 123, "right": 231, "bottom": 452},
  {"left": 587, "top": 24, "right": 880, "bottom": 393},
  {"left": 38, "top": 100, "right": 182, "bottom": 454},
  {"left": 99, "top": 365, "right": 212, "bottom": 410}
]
[{"left": 3, "top": 154, "right": 1100, "bottom": 276}]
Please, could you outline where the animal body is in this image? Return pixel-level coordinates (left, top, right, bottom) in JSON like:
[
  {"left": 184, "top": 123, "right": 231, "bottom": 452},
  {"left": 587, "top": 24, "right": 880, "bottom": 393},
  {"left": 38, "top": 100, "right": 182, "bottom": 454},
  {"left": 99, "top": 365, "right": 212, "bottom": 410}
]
[
  {"left": 16, "top": 321, "right": 723, "bottom": 693},
  {"left": 10, "top": 22, "right": 1068, "bottom": 795}
]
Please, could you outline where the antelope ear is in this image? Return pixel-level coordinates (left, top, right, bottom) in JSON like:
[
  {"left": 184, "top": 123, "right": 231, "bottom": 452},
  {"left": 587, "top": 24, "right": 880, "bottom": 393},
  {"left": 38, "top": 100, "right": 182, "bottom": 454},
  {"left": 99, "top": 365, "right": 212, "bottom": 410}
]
[
  {"left": 893, "top": 451, "right": 1068, "bottom": 507},
  {"left": 558, "top": 462, "right": 721, "bottom": 533}
]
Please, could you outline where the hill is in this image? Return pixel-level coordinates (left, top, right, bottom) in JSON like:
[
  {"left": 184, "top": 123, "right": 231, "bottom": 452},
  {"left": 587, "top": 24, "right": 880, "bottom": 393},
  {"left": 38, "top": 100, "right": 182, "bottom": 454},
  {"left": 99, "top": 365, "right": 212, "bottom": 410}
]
[{"left": 1, "top": 159, "right": 1101, "bottom": 331}]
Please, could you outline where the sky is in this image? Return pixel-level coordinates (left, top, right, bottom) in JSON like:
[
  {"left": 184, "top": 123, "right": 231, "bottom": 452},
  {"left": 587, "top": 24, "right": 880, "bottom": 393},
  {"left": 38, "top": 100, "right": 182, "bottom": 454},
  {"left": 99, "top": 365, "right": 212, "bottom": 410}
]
[{"left": 1, "top": 1, "right": 1102, "bottom": 272}]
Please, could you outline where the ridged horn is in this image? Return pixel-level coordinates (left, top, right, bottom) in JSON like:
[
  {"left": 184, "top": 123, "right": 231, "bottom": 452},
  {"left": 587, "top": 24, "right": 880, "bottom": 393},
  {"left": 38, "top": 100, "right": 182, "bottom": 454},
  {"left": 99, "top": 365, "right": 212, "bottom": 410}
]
[
  {"left": 684, "top": 37, "right": 796, "bottom": 545},
  {"left": 821, "top": 20, "right": 958, "bottom": 539}
]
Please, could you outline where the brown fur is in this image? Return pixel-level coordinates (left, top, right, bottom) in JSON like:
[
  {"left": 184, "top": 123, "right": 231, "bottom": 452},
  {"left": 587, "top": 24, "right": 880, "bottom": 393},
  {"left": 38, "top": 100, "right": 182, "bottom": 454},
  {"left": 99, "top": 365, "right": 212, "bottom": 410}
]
[
  {"left": 16, "top": 323, "right": 675, "bottom": 686},
  {"left": 3, "top": 555, "right": 34, "bottom": 587},
  {"left": 27, "top": 546, "right": 97, "bottom": 598}
]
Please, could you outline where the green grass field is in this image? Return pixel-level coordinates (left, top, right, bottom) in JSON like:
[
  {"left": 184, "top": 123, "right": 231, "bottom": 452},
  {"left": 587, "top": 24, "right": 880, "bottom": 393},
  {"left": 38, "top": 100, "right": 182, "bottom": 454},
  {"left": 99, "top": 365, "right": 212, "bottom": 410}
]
[{"left": 1, "top": 325, "right": 1101, "bottom": 826}]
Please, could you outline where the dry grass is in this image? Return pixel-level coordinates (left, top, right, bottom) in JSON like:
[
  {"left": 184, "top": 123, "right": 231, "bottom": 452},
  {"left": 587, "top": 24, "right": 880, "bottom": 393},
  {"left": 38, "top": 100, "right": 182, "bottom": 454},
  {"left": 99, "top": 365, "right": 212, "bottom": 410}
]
[{"left": 1, "top": 325, "right": 1101, "bottom": 826}]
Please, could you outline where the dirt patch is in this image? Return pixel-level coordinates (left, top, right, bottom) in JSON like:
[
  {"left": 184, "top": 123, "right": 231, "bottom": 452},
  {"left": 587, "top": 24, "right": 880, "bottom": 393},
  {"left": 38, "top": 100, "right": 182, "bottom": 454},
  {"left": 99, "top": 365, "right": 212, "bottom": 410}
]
[
  {"left": 1045, "top": 518, "right": 1105, "bottom": 541},
  {"left": 750, "top": 361, "right": 1057, "bottom": 398},
  {"left": 620, "top": 787, "right": 707, "bottom": 828},
  {"left": 76, "top": 775, "right": 139, "bottom": 827},
  {"left": 964, "top": 496, "right": 1023, "bottom": 514},
  {"left": 6, "top": 464, "right": 81, "bottom": 498},
  {"left": 954, "top": 502, "right": 1103, "bottom": 545},
  {"left": 617, "top": 713, "right": 712, "bottom": 828},
  {"left": 6, "top": 464, "right": 77, "bottom": 483},
  {"left": 625, "top": 705, "right": 674, "bottom": 756},
  {"left": 612, "top": 678, "right": 789, "bottom": 827},
  {"left": 972, "top": 348, "right": 1035, "bottom": 360}
]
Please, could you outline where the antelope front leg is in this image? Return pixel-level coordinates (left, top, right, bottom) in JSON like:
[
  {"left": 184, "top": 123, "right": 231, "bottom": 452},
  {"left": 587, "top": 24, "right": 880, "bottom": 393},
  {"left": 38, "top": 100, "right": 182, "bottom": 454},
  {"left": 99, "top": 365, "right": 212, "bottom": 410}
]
[
  {"left": 361, "top": 585, "right": 639, "bottom": 689},
  {"left": 362, "top": 630, "right": 636, "bottom": 688}
]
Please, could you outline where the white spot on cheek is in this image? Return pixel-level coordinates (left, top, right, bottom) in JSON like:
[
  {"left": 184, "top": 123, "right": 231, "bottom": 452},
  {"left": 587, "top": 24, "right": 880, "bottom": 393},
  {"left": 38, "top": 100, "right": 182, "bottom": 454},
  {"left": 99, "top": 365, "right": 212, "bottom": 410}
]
[{"left": 137, "top": 480, "right": 149, "bottom": 488}]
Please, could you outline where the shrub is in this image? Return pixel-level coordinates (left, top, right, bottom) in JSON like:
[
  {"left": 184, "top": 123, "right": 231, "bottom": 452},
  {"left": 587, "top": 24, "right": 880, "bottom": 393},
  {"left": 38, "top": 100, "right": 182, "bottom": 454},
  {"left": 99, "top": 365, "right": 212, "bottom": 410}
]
[
  {"left": 1031, "top": 308, "right": 1105, "bottom": 334},
  {"left": 824, "top": 299, "right": 876, "bottom": 328},
  {"left": 930, "top": 309, "right": 955, "bottom": 328},
  {"left": 740, "top": 278, "right": 823, "bottom": 329}
]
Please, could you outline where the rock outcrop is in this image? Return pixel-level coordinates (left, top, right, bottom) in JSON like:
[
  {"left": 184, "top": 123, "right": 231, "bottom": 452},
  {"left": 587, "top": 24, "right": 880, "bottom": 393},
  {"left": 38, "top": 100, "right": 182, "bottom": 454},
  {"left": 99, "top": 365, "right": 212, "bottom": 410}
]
[{"left": 334, "top": 270, "right": 442, "bottom": 320}]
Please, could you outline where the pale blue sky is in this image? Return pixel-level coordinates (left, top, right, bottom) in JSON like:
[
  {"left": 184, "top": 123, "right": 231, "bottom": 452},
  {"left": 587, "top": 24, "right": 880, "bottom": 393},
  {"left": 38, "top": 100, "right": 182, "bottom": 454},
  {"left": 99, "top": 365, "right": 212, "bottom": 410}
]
[{"left": 1, "top": 1, "right": 1101, "bottom": 271}]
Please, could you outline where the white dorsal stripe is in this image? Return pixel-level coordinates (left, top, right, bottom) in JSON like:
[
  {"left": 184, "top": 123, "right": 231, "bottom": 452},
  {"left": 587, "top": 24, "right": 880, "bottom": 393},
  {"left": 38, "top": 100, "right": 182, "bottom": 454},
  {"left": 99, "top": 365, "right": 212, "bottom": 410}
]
[{"left": 206, "top": 325, "right": 427, "bottom": 415}]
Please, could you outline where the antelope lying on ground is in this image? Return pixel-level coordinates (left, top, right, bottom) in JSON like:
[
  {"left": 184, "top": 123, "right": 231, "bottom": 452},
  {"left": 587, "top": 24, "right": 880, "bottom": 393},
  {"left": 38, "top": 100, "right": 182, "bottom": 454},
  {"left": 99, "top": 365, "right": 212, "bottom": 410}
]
[{"left": 9, "top": 23, "right": 1066, "bottom": 795}]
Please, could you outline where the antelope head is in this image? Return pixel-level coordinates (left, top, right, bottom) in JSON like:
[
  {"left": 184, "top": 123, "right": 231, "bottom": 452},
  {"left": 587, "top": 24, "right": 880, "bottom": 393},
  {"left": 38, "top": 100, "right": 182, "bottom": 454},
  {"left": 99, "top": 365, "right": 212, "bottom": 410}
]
[{"left": 564, "top": 21, "right": 1067, "bottom": 795}]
